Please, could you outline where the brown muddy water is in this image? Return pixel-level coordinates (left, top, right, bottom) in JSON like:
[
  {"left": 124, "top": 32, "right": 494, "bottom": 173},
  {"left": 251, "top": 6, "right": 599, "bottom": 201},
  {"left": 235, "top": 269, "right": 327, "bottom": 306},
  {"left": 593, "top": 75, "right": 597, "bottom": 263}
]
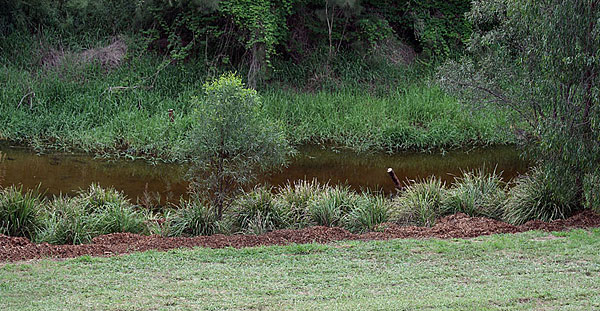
[{"left": 0, "top": 143, "right": 529, "bottom": 205}]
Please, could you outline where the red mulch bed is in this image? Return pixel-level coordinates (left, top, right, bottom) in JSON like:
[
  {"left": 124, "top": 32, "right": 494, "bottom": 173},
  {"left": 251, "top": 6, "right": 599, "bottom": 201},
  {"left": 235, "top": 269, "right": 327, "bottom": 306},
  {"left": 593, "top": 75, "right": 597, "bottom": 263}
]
[{"left": 2, "top": 210, "right": 599, "bottom": 262}]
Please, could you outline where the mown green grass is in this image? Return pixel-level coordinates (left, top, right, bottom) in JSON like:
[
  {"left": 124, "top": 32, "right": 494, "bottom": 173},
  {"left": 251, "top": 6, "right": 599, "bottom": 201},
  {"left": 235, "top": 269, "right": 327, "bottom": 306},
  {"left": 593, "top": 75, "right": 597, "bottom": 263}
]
[
  {"left": 2, "top": 229, "right": 599, "bottom": 310},
  {"left": 0, "top": 33, "right": 515, "bottom": 159}
]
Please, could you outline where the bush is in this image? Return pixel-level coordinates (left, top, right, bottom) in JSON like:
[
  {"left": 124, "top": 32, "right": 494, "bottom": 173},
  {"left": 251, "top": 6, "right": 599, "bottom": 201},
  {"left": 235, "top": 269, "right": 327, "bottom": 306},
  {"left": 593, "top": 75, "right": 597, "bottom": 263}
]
[
  {"left": 390, "top": 177, "right": 445, "bottom": 227},
  {"left": 36, "top": 196, "right": 93, "bottom": 245},
  {"left": 186, "top": 73, "right": 294, "bottom": 219},
  {"left": 442, "top": 169, "right": 506, "bottom": 219},
  {"left": 0, "top": 186, "right": 43, "bottom": 238},
  {"left": 227, "top": 186, "right": 289, "bottom": 234},
  {"left": 344, "top": 193, "right": 391, "bottom": 233},
  {"left": 504, "top": 167, "right": 578, "bottom": 225},
  {"left": 167, "top": 198, "right": 219, "bottom": 237}
]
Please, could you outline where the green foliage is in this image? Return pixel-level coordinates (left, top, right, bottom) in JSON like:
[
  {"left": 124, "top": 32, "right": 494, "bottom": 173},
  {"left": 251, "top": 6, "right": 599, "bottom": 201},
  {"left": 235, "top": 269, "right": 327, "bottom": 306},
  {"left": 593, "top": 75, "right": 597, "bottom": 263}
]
[
  {"left": 442, "top": 169, "right": 506, "bottom": 219},
  {"left": 76, "top": 183, "right": 131, "bottom": 212},
  {"left": 307, "top": 185, "right": 358, "bottom": 227},
  {"left": 36, "top": 196, "right": 93, "bottom": 245},
  {"left": 186, "top": 73, "right": 293, "bottom": 218},
  {"left": 93, "top": 202, "right": 148, "bottom": 236},
  {"left": 584, "top": 170, "right": 600, "bottom": 213},
  {"left": 52, "top": 184, "right": 147, "bottom": 243},
  {"left": 363, "top": 0, "right": 472, "bottom": 59},
  {"left": 0, "top": 186, "right": 43, "bottom": 238},
  {"left": 0, "top": 34, "right": 512, "bottom": 157},
  {"left": 344, "top": 193, "right": 390, "bottom": 233},
  {"left": 440, "top": 0, "right": 600, "bottom": 209},
  {"left": 227, "top": 186, "right": 288, "bottom": 234},
  {"left": 504, "top": 167, "right": 578, "bottom": 225},
  {"left": 274, "top": 179, "right": 324, "bottom": 228},
  {"left": 390, "top": 177, "right": 445, "bottom": 226},
  {"left": 356, "top": 16, "right": 395, "bottom": 49},
  {"left": 167, "top": 198, "right": 219, "bottom": 237}
]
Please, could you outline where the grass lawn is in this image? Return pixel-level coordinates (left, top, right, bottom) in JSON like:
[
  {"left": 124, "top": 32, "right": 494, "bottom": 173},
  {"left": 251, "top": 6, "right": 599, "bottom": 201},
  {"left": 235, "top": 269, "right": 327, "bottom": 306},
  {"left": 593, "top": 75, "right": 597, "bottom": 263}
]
[{"left": 1, "top": 229, "right": 599, "bottom": 310}]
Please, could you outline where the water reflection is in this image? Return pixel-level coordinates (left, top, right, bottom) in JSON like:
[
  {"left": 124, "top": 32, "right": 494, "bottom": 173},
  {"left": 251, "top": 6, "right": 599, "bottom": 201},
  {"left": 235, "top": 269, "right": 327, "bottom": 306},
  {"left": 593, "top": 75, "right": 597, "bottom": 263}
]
[{"left": 0, "top": 142, "right": 529, "bottom": 204}]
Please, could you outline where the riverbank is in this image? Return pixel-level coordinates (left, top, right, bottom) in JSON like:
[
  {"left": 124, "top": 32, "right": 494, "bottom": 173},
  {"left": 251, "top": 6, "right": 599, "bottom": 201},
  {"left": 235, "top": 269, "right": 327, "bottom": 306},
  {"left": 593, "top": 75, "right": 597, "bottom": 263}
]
[
  {"left": 0, "top": 33, "right": 515, "bottom": 161},
  {"left": 2, "top": 210, "right": 599, "bottom": 262}
]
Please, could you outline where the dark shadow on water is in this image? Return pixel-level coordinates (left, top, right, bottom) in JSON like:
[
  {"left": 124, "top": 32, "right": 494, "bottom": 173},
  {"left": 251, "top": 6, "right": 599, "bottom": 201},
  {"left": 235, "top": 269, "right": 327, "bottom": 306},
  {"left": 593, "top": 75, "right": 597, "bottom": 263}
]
[{"left": 0, "top": 142, "right": 530, "bottom": 205}]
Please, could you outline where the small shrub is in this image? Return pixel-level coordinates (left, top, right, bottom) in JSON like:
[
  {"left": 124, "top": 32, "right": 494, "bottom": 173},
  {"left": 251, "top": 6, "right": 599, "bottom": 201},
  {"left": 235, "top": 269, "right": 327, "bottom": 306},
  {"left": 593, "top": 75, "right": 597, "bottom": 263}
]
[
  {"left": 168, "top": 198, "right": 218, "bottom": 237},
  {"left": 442, "top": 169, "right": 506, "bottom": 219},
  {"left": 36, "top": 196, "right": 93, "bottom": 245},
  {"left": 0, "top": 186, "right": 43, "bottom": 238},
  {"left": 186, "top": 73, "right": 294, "bottom": 219},
  {"left": 344, "top": 193, "right": 391, "bottom": 233},
  {"left": 390, "top": 177, "right": 445, "bottom": 227},
  {"left": 504, "top": 167, "right": 578, "bottom": 225},
  {"left": 227, "top": 186, "right": 288, "bottom": 234},
  {"left": 308, "top": 185, "right": 358, "bottom": 227}
]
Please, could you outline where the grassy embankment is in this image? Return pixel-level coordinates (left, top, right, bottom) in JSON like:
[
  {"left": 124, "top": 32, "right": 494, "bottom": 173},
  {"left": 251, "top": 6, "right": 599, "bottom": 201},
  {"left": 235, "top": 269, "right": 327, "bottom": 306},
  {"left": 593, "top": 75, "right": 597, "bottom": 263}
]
[
  {"left": 0, "top": 33, "right": 515, "bottom": 160},
  {"left": 2, "top": 229, "right": 599, "bottom": 310}
]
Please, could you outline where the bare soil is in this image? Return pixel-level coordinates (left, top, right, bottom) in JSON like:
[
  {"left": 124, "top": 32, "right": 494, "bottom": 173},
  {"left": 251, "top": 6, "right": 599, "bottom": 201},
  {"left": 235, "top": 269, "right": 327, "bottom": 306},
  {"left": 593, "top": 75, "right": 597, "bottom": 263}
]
[
  {"left": 41, "top": 39, "right": 127, "bottom": 70},
  {"left": 2, "top": 210, "right": 599, "bottom": 262}
]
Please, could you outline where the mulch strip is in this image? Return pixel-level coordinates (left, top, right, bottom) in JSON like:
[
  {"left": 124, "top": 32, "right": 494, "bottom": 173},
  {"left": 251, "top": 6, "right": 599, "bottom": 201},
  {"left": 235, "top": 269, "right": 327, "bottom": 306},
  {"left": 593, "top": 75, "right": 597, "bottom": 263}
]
[{"left": 2, "top": 210, "right": 599, "bottom": 262}]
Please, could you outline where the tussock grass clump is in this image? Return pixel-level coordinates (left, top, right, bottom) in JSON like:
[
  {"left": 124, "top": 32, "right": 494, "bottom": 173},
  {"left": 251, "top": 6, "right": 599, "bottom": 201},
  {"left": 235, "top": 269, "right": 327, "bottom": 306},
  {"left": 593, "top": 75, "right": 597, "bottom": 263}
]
[
  {"left": 584, "top": 170, "right": 600, "bottom": 213},
  {"left": 36, "top": 196, "right": 93, "bottom": 245},
  {"left": 93, "top": 202, "right": 148, "bottom": 236},
  {"left": 36, "top": 184, "right": 149, "bottom": 244},
  {"left": 226, "top": 181, "right": 391, "bottom": 234},
  {"left": 77, "top": 184, "right": 148, "bottom": 236},
  {"left": 390, "top": 177, "right": 445, "bottom": 226},
  {"left": 0, "top": 186, "right": 43, "bottom": 238},
  {"left": 442, "top": 169, "right": 506, "bottom": 219},
  {"left": 344, "top": 193, "right": 391, "bottom": 233},
  {"left": 76, "top": 183, "right": 131, "bottom": 212},
  {"left": 275, "top": 179, "right": 325, "bottom": 228},
  {"left": 167, "top": 198, "right": 219, "bottom": 237},
  {"left": 504, "top": 167, "right": 578, "bottom": 225},
  {"left": 227, "top": 187, "right": 289, "bottom": 235},
  {"left": 307, "top": 185, "right": 359, "bottom": 227}
]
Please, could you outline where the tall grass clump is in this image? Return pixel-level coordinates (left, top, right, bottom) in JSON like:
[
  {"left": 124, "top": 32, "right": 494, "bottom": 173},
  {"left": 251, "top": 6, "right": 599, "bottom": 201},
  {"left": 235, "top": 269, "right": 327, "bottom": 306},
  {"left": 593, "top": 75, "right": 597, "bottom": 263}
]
[
  {"left": 76, "top": 183, "right": 131, "bottom": 212},
  {"left": 504, "top": 167, "right": 578, "bottom": 225},
  {"left": 36, "top": 196, "right": 94, "bottom": 245},
  {"left": 344, "top": 192, "right": 391, "bottom": 233},
  {"left": 167, "top": 198, "right": 219, "bottom": 237},
  {"left": 307, "top": 185, "right": 360, "bottom": 227},
  {"left": 389, "top": 177, "right": 445, "bottom": 226},
  {"left": 227, "top": 186, "right": 289, "bottom": 234},
  {"left": 584, "top": 170, "right": 600, "bottom": 213},
  {"left": 442, "top": 169, "right": 506, "bottom": 219},
  {"left": 0, "top": 186, "right": 43, "bottom": 238},
  {"left": 76, "top": 184, "right": 148, "bottom": 236},
  {"left": 275, "top": 179, "right": 325, "bottom": 228}
]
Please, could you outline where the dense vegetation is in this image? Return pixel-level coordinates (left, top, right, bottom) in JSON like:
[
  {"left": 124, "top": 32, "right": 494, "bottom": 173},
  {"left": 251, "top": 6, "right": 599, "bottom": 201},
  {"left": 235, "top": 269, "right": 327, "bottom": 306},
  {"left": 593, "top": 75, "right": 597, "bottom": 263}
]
[
  {"left": 439, "top": 0, "right": 600, "bottom": 219},
  {"left": 0, "top": 0, "right": 598, "bottom": 236},
  {"left": 0, "top": 0, "right": 513, "bottom": 158},
  {"left": 4, "top": 169, "right": 598, "bottom": 244}
]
